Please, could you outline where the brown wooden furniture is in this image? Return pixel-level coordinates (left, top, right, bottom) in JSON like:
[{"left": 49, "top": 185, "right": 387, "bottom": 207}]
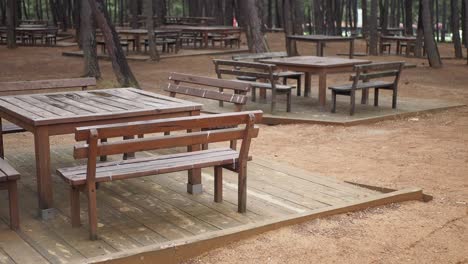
[
  {"left": 166, "top": 72, "right": 250, "bottom": 111},
  {"left": 379, "top": 35, "right": 418, "bottom": 56},
  {"left": 287, "top": 35, "right": 356, "bottom": 59},
  {"left": 0, "top": 158, "right": 20, "bottom": 230},
  {"left": 0, "top": 77, "right": 97, "bottom": 158},
  {"left": 232, "top": 52, "right": 304, "bottom": 96},
  {"left": 260, "top": 56, "right": 371, "bottom": 111},
  {"left": 162, "top": 25, "right": 241, "bottom": 48},
  {"left": 213, "top": 59, "right": 294, "bottom": 114},
  {"left": 0, "top": 88, "right": 202, "bottom": 218},
  {"left": 328, "top": 62, "right": 404, "bottom": 115},
  {"left": 57, "top": 111, "right": 262, "bottom": 240},
  {"left": 211, "top": 31, "right": 241, "bottom": 48}
]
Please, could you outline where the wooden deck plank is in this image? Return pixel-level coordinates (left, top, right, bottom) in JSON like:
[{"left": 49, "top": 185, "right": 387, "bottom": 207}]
[
  {"left": 46, "top": 94, "right": 111, "bottom": 113},
  {"left": 74, "top": 92, "right": 135, "bottom": 111},
  {"left": 66, "top": 93, "right": 127, "bottom": 112},
  {"left": 3, "top": 97, "right": 59, "bottom": 118},
  {"left": 107, "top": 89, "right": 175, "bottom": 107},
  {"left": 31, "top": 94, "right": 93, "bottom": 115},
  {"left": 15, "top": 96, "right": 77, "bottom": 117},
  {"left": 0, "top": 220, "right": 49, "bottom": 264}
]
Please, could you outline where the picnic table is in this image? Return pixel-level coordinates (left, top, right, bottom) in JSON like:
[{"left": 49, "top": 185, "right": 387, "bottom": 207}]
[
  {"left": 378, "top": 27, "right": 406, "bottom": 35},
  {"left": 0, "top": 26, "right": 58, "bottom": 46},
  {"left": 115, "top": 28, "right": 182, "bottom": 52},
  {"left": 165, "top": 16, "right": 215, "bottom": 25},
  {"left": 0, "top": 88, "right": 202, "bottom": 218},
  {"left": 162, "top": 25, "right": 241, "bottom": 48},
  {"left": 380, "top": 35, "right": 417, "bottom": 56},
  {"left": 260, "top": 56, "right": 371, "bottom": 111},
  {"left": 287, "top": 35, "right": 356, "bottom": 59}
]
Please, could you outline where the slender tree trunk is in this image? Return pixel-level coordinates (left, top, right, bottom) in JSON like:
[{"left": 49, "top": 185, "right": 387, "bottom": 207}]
[
  {"left": 6, "top": 0, "right": 16, "bottom": 49},
  {"left": 81, "top": 0, "right": 101, "bottom": 78},
  {"left": 130, "top": 0, "right": 138, "bottom": 28},
  {"left": 88, "top": 0, "right": 139, "bottom": 87},
  {"left": 283, "top": 0, "right": 297, "bottom": 55},
  {"left": 362, "top": 0, "right": 368, "bottom": 37},
  {"left": 463, "top": 0, "right": 468, "bottom": 47},
  {"left": 293, "top": 0, "right": 304, "bottom": 35},
  {"left": 451, "top": 0, "right": 463, "bottom": 58},
  {"left": 421, "top": 0, "right": 443, "bottom": 67},
  {"left": 405, "top": 0, "right": 413, "bottom": 35},
  {"left": 239, "top": 0, "right": 269, "bottom": 52},
  {"left": 441, "top": 0, "right": 446, "bottom": 42},
  {"left": 369, "top": 0, "right": 379, "bottom": 54},
  {"left": 145, "top": 0, "right": 159, "bottom": 61},
  {"left": 435, "top": 0, "right": 439, "bottom": 41},
  {"left": 313, "top": 0, "right": 323, "bottom": 34}
]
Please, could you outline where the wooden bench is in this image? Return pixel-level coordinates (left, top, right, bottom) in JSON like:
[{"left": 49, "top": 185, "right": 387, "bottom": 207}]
[
  {"left": 232, "top": 52, "right": 303, "bottom": 96},
  {"left": 213, "top": 59, "right": 294, "bottom": 114},
  {"left": 57, "top": 111, "right": 262, "bottom": 240},
  {"left": 0, "top": 77, "right": 97, "bottom": 158},
  {"left": 0, "top": 158, "right": 20, "bottom": 230},
  {"left": 328, "top": 62, "right": 404, "bottom": 115}
]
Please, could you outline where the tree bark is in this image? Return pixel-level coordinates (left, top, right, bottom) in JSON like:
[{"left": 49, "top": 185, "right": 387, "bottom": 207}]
[
  {"left": 239, "top": 0, "right": 269, "bottom": 53},
  {"left": 369, "top": 0, "right": 379, "bottom": 55},
  {"left": 81, "top": 0, "right": 101, "bottom": 78},
  {"left": 145, "top": 0, "right": 159, "bottom": 61},
  {"left": 88, "top": 0, "right": 140, "bottom": 87},
  {"left": 421, "top": 0, "right": 443, "bottom": 67},
  {"left": 6, "top": 0, "right": 16, "bottom": 49},
  {"left": 363, "top": 0, "right": 368, "bottom": 37},
  {"left": 451, "top": 0, "right": 463, "bottom": 58},
  {"left": 405, "top": 0, "right": 413, "bottom": 35}
]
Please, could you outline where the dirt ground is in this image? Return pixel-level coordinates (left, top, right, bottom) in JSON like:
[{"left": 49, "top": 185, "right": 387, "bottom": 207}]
[{"left": 0, "top": 33, "right": 467, "bottom": 264}]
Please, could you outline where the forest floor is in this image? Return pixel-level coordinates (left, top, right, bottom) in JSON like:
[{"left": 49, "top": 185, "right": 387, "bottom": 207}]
[{"left": 0, "top": 33, "right": 467, "bottom": 264}]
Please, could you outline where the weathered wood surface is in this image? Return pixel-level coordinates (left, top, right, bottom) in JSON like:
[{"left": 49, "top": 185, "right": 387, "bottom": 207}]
[
  {"left": 0, "top": 143, "right": 395, "bottom": 263},
  {"left": 286, "top": 35, "right": 356, "bottom": 59}
]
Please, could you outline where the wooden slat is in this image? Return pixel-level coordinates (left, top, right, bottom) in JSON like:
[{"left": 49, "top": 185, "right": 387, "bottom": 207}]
[
  {"left": 0, "top": 158, "right": 20, "bottom": 181},
  {"left": 0, "top": 78, "right": 96, "bottom": 93},
  {"left": 31, "top": 94, "right": 93, "bottom": 115},
  {"left": 75, "top": 110, "right": 263, "bottom": 140},
  {"left": 1, "top": 123, "right": 25, "bottom": 134},
  {"left": 169, "top": 73, "right": 251, "bottom": 92},
  {"left": 165, "top": 84, "right": 247, "bottom": 104},
  {"left": 354, "top": 61, "right": 404, "bottom": 71},
  {"left": 2, "top": 97, "right": 59, "bottom": 118},
  {"left": 350, "top": 70, "right": 399, "bottom": 81},
  {"left": 213, "top": 59, "right": 276, "bottom": 70},
  {"left": 232, "top": 51, "right": 288, "bottom": 61},
  {"left": 15, "top": 95, "right": 76, "bottom": 117},
  {"left": 46, "top": 94, "right": 111, "bottom": 113},
  {"left": 217, "top": 69, "right": 273, "bottom": 80}
]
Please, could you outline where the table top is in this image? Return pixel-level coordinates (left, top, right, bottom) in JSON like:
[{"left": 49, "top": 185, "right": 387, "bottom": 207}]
[
  {"left": 162, "top": 25, "right": 241, "bottom": 32},
  {"left": 260, "top": 56, "right": 371, "bottom": 69},
  {"left": 287, "top": 35, "right": 355, "bottom": 41},
  {"left": 380, "top": 35, "right": 417, "bottom": 41},
  {"left": 0, "top": 88, "right": 202, "bottom": 126},
  {"left": 116, "top": 28, "right": 182, "bottom": 35}
]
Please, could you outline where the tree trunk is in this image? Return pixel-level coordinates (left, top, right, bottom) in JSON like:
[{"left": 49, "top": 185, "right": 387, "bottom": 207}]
[
  {"left": 88, "top": 0, "right": 140, "bottom": 87},
  {"left": 293, "top": 0, "right": 304, "bottom": 35},
  {"left": 81, "top": 0, "right": 101, "bottom": 78},
  {"left": 239, "top": 0, "right": 269, "bottom": 53},
  {"left": 130, "top": 0, "right": 138, "bottom": 28},
  {"left": 313, "top": 0, "right": 323, "bottom": 34},
  {"left": 405, "top": 0, "right": 413, "bottom": 35},
  {"left": 421, "top": 0, "right": 443, "bottom": 67},
  {"left": 283, "top": 0, "right": 297, "bottom": 55},
  {"left": 145, "top": 0, "right": 159, "bottom": 61},
  {"left": 6, "top": 0, "right": 16, "bottom": 49},
  {"left": 369, "top": 0, "right": 379, "bottom": 55},
  {"left": 451, "top": 0, "right": 463, "bottom": 58},
  {"left": 441, "top": 0, "right": 446, "bottom": 42},
  {"left": 362, "top": 0, "right": 368, "bottom": 37}
]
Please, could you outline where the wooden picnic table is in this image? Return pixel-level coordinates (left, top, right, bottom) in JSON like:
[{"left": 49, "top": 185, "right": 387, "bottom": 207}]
[
  {"left": 287, "top": 35, "right": 356, "bottom": 59},
  {"left": 162, "top": 25, "right": 241, "bottom": 48},
  {"left": 378, "top": 27, "right": 406, "bottom": 35},
  {"left": 115, "top": 28, "right": 182, "bottom": 52},
  {"left": 260, "top": 56, "right": 371, "bottom": 111},
  {"left": 0, "top": 26, "right": 58, "bottom": 46},
  {"left": 0, "top": 88, "right": 202, "bottom": 218},
  {"left": 380, "top": 35, "right": 417, "bottom": 56}
]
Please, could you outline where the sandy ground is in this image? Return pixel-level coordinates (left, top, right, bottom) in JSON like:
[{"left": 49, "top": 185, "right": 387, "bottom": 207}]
[{"left": 0, "top": 33, "right": 467, "bottom": 263}]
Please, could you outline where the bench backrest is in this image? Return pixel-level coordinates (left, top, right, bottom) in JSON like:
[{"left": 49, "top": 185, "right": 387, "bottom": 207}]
[
  {"left": 351, "top": 62, "right": 404, "bottom": 90},
  {"left": 73, "top": 111, "right": 262, "bottom": 181},
  {"left": 213, "top": 59, "right": 280, "bottom": 88},
  {"left": 0, "top": 77, "right": 97, "bottom": 94},
  {"left": 166, "top": 73, "right": 251, "bottom": 110},
  {"left": 232, "top": 51, "right": 288, "bottom": 61}
]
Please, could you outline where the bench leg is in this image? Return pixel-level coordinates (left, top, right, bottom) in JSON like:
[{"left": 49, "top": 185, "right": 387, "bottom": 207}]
[
  {"left": 331, "top": 91, "right": 337, "bottom": 113},
  {"left": 214, "top": 166, "right": 223, "bottom": 203},
  {"left": 87, "top": 184, "right": 98, "bottom": 240},
  {"left": 286, "top": 91, "right": 292, "bottom": 112},
  {"left": 230, "top": 140, "right": 237, "bottom": 150},
  {"left": 123, "top": 135, "right": 136, "bottom": 160},
  {"left": 350, "top": 91, "right": 356, "bottom": 116},
  {"left": 99, "top": 138, "right": 108, "bottom": 162},
  {"left": 374, "top": 88, "right": 380, "bottom": 106},
  {"left": 251, "top": 88, "right": 256, "bottom": 102},
  {"left": 296, "top": 76, "right": 302, "bottom": 96},
  {"left": 238, "top": 164, "right": 247, "bottom": 213},
  {"left": 70, "top": 186, "right": 81, "bottom": 227},
  {"left": 392, "top": 87, "right": 398, "bottom": 108},
  {"left": 0, "top": 118, "right": 4, "bottom": 159},
  {"left": 8, "top": 180, "right": 19, "bottom": 230}
]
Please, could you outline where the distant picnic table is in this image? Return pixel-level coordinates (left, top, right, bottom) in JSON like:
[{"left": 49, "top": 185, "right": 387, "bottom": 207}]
[
  {"left": 287, "top": 35, "right": 356, "bottom": 59},
  {"left": 162, "top": 25, "right": 241, "bottom": 48},
  {"left": 0, "top": 26, "right": 58, "bottom": 46},
  {"left": 0, "top": 88, "right": 202, "bottom": 215},
  {"left": 260, "top": 56, "right": 371, "bottom": 111},
  {"left": 115, "top": 28, "right": 182, "bottom": 53},
  {"left": 380, "top": 35, "right": 417, "bottom": 56}
]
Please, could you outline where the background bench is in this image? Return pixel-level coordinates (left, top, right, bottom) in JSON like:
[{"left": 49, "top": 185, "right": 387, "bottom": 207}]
[
  {"left": 213, "top": 59, "right": 294, "bottom": 114},
  {"left": 57, "top": 111, "right": 262, "bottom": 240},
  {"left": 328, "top": 62, "right": 404, "bottom": 115},
  {"left": 0, "top": 158, "right": 20, "bottom": 230},
  {"left": 232, "top": 52, "right": 303, "bottom": 96},
  {"left": 0, "top": 77, "right": 97, "bottom": 158}
]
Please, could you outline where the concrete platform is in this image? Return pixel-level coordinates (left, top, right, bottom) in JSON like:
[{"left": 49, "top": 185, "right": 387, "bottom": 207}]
[
  {"left": 62, "top": 46, "right": 249, "bottom": 61},
  {"left": 0, "top": 145, "right": 428, "bottom": 263}
]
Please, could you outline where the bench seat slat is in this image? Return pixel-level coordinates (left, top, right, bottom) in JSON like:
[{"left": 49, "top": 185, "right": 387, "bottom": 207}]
[
  {"left": 0, "top": 158, "right": 20, "bottom": 181},
  {"left": 2, "top": 123, "right": 26, "bottom": 134},
  {"left": 328, "top": 80, "right": 393, "bottom": 91},
  {"left": 58, "top": 148, "right": 238, "bottom": 186},
  {"left": 165, "top": 84, "right": 247, "bottom": 104}
]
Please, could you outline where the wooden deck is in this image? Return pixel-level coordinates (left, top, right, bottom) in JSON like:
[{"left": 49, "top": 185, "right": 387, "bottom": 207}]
[
  {"left": 200, "top": 92, "right": 464, "bottom": 125},
  {"left": 0, "top": 145, "right": 426, "bottom": 263}
]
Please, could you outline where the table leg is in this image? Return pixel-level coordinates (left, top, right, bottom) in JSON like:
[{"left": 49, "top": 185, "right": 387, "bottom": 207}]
[
  {"left": 350, "top": 39, "right": 355, "bottom": 59},
  {"left": 203, "top": 32, "right": 209, "bottom": 48},
  {"left": 316, "top": 42, "right": 321, "bottom": 56},
  {"left": 318, "top": 71, "right": 327, "bottom": 112},
  {"left": 34, "top": 126, "right": 56, "bottom": 219},
  {"left": 304, "top": 72, "right": 311, "bottom": 97},
  {"left": 396, "top": 40, "right": 400, "bottom": 55},
  {"left": 135, "top": 34, "right": 141, "bottom": 53},
  {"left": 187, "top": 110, "right": 202, "bottom": 194},
  {"left": 361, "top": 79, "right": 370, "bottom": 104}
]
